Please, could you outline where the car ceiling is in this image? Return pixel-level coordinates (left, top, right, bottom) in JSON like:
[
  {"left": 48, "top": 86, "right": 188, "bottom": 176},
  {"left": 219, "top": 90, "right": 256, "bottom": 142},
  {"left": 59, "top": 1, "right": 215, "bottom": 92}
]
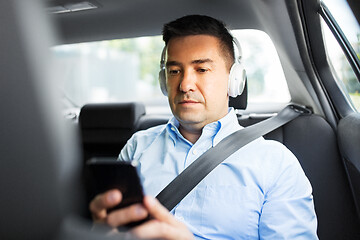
[{"left": 52, "top": 0, "right": 291, "bottom": 44}]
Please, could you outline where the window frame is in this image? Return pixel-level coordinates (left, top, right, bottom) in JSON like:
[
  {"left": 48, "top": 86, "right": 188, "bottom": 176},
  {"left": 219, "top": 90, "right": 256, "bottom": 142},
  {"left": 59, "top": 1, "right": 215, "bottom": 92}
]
[
  {"left": 319, "top": 2, "right": 360, "bottom": 80},
  {"left": 297, "top": 0, "right": 359, "bottom": 120}
]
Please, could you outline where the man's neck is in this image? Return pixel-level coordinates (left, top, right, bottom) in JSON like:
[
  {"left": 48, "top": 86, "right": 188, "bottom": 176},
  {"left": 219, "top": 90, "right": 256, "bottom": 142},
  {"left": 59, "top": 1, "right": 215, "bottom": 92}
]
[{"left": 178, "top": 124, "right": 202, "bottom": 144}]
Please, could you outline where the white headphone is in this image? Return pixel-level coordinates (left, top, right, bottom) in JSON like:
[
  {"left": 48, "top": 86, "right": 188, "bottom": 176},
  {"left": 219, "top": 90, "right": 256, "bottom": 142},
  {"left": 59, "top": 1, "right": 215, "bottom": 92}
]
[{"left": 158, "top": 36, "right": 246, "bottom": 97}]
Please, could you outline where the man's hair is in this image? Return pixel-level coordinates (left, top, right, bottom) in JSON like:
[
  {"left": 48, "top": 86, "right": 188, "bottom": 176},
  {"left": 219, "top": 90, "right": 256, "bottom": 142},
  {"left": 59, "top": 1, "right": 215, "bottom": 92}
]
[{"left": 162, "top": 15, "right": 235, "bottom": 68}]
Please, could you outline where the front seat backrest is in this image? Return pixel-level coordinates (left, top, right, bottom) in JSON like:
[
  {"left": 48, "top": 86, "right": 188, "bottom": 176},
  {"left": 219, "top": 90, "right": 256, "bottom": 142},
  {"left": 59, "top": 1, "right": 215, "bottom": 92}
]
[{"left": 0, "top": 0, "right": 85, "bottom": 238}]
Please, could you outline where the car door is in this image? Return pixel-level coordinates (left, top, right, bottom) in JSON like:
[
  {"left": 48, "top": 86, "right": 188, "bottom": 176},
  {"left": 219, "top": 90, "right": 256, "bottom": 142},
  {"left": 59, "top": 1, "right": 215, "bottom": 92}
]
[
  {"left": 294, "top": 0, "right": 360, "bottom": 238},
  {"left": 304, "top": 0, "right": 360, "bottom": 225},
  {"left": 320, "top": 0, "right": 360, "bottom": 216}
]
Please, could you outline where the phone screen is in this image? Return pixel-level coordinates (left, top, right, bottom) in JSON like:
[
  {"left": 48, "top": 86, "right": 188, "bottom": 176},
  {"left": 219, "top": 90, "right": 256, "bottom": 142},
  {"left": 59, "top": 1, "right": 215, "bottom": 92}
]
[{"left": 85, "top": 158, "right": 144, "bottom": 211}]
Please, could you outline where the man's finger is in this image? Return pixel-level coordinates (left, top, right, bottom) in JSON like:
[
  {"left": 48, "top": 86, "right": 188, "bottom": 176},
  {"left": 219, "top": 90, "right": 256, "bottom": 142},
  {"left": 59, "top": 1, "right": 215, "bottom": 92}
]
[
  {"left": 143, "top": 196, "right": 178, "bottom": 225},
  {"left": 89, "top": 189, "right": 122, "bottom": 219},
  {"left": 131, "top": 220, "right": 171, "bottom": 239},
  {"left": 131, "top": 219, "right": 194, "bottom": 240},
  {"left": 130, "top": 196, "right": 194, "bottom": 239},
  {"left": 106, "top": 203, "right": 148, "bottom": 227}
]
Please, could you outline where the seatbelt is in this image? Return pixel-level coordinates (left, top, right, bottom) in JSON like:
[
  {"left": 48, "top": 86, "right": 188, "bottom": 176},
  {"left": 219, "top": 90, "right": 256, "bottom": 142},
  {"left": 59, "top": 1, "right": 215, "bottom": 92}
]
[{"left": 156, "top": 104, "right": 311, "bottom": 211}]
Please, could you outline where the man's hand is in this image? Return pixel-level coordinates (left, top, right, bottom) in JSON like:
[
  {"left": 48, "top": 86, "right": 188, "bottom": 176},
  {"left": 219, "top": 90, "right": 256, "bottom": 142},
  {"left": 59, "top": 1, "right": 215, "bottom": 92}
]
[{"left": 89, "top": 190, "right": 194, "bottom": 240}]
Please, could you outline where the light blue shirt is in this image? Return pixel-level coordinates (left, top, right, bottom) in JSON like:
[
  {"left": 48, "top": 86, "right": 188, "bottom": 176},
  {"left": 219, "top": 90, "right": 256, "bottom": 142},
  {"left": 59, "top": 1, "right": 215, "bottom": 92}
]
[{"left": 119, "top": 108, "right": 318, "bottom": 239}]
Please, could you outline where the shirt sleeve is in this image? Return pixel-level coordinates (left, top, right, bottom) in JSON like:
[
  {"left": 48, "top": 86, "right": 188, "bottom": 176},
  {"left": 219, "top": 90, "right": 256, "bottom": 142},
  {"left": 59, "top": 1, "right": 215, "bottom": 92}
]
[
  {"left": 259, "top": 147, "right": 318, "bottom": 240},
  {"left": 117, "top": 127, "right": 161, "bottom": 163},
  {"left": 118, "top": 135, "right": 136, "bottom": 162}
]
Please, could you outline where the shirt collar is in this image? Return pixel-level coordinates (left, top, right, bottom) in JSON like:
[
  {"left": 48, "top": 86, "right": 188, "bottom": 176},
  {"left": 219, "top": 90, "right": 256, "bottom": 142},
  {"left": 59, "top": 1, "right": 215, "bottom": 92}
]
[
  {"left": 165, "top": 117, "right": 184, "bottom": 146},
  {"left": 211, "top": 107, "right": 242, "bottom": 146}
]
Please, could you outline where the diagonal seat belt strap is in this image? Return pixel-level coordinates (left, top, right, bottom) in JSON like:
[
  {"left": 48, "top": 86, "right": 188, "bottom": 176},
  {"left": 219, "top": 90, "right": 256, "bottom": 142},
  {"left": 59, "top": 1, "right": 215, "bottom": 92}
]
[{"left": 156, "top": 104, "right": 310, "bottom": 211}]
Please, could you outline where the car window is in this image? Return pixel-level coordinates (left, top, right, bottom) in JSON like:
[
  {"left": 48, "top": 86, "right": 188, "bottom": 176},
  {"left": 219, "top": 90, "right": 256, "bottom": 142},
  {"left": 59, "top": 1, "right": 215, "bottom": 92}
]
[
  {"left": 232, "top": 30, "right": 290, "bottom": 104},
  {"left": 52, "top": 30, "right": 290, "bottom": 113},
  {"left": 321, "top": 0, "right": 360, "bottom": 111}
]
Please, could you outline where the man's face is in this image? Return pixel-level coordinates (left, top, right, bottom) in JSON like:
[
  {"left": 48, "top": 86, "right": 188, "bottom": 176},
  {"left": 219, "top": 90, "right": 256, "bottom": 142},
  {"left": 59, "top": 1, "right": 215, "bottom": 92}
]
[{"left": 165, "top": 35, "right": 230, "bottom": 130}]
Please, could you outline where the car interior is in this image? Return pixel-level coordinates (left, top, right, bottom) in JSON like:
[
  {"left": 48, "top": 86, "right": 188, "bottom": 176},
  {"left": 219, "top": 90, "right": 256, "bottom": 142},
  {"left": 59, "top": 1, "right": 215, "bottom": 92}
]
[{"left": 1, "top": 0, "right": 360, "bottom": 239}]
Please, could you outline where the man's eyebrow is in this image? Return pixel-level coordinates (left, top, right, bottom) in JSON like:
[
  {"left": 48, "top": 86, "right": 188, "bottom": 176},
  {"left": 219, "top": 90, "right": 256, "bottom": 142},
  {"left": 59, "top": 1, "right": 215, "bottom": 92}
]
[
  {"left": 166, "top": 61, "right": 182, "bottom": 67},
  {"left": 191, "top": 58, "right": 213, "bottom": 64},
  {"left": 166, "top": 58, "right": 214, "bottom": 67}
]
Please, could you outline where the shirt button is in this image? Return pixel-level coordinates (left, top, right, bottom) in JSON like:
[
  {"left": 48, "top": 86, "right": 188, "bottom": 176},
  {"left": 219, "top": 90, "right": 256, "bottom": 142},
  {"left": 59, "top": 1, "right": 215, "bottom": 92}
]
[
  {"left": 192, "top": 149, "right": 198, "bottom": 155},
  {"left": 171, "top": 127, "right": 176, "bottom": 132}
]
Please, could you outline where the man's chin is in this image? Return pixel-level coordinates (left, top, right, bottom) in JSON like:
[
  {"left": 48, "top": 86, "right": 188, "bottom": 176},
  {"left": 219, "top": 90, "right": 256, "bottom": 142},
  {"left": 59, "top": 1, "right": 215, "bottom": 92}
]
[{"left": 175, "top": 113, "right": 203, "bottom": 126}]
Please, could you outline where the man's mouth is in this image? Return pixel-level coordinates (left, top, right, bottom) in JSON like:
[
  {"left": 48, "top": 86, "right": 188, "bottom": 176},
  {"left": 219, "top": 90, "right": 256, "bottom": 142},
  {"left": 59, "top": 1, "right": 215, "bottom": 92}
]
[{"left": 179, "top": 99, "right": 199, "bottom": 104}]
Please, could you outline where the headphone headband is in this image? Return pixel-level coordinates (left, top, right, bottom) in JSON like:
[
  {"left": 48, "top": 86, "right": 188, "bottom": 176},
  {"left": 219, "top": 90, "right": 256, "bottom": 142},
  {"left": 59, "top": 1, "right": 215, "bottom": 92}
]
[
  {"left": 232, "top": 37, "right": 242, "bottom": 63},
  {"left": 160, "top": 46, "right": 166, "bottom": 69}
]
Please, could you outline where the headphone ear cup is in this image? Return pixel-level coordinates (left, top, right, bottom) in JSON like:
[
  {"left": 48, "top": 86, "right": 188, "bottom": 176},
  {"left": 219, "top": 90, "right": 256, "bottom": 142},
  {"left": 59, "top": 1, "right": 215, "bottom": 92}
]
[
  {"left": 158, "top": 68, "right": 168, "bottom": 96},
  {"left": 228, "top": 63, "right": 246, "bottom": 98}
]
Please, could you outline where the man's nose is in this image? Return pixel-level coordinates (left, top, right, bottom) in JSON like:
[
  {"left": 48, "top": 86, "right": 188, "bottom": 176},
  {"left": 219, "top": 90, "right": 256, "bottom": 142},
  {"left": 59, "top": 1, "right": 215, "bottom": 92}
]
[{"left": 179, "top": 70, "right": 196, "bottom": 92}]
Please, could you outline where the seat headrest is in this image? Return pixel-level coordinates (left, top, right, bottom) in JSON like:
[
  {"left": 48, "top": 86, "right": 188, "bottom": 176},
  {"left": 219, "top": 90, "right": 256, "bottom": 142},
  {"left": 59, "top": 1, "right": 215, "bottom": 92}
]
[
  {"left": 229, "top": 79, "right": 247, "bottom": 110},
  {"left": 79, "top": 102, "right": 146, "bottom": 129}
]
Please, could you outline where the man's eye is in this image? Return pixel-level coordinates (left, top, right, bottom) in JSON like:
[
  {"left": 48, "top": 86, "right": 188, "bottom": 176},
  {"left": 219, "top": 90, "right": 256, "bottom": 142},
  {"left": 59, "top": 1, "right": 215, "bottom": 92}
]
[
  {"left": 168, "top": 69, "right": 180, "bottom": 75},
  {"left": 197, "top": 68, "right": 208, "bottom": 73}
]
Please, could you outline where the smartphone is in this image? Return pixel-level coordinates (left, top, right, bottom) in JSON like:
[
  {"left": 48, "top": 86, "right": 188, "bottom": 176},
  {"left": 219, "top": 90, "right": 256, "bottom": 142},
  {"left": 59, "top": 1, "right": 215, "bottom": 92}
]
[{"left": 85, "top": 158, "right": 145, "bottom": 212}]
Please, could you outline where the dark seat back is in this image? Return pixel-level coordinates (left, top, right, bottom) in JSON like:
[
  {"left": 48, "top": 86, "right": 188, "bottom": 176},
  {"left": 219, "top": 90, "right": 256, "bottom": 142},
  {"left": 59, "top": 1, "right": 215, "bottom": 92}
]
[
  {"left": 79, "top": 102, "right": 146, "bottom": 162},
  {"left": 265, "top": 114, "right": 360, "bottom": 239},
  {"left": 338, "top": 113, "right": 360, "bottom": 220}
]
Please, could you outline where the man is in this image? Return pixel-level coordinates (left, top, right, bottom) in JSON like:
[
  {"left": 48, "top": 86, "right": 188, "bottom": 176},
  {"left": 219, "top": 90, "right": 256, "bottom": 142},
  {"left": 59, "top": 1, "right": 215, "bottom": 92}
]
[{"left": 90, "top": 15, "right": 318, "bottom": 239}]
